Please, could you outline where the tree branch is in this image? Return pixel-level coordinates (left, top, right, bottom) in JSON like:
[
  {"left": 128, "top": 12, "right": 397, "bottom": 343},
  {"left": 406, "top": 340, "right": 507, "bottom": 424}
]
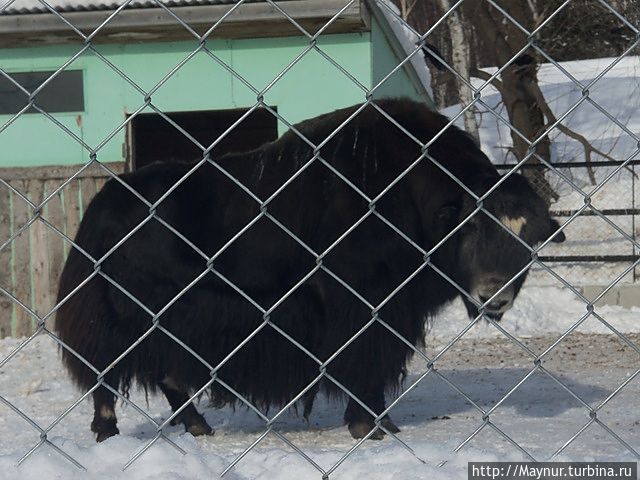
[
  {"left": 470, "top": 68, "right": 507, "bottom": 97},
  {"left": 399, "top": 0, "right": 419, "bottom": 20},
  {"left": 523, "top": 78, "right": 633, "bottom": 184}
]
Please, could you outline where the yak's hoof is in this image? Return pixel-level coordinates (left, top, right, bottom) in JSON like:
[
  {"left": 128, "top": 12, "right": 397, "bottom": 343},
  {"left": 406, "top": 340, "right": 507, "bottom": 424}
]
[
  {"left": 187, "top": 421, "right": 214, "bottom": 437},
  {"left": 184, "top": 413, "right": 214, "bottom": 437},
  {"left": 95, "top": 426, "right": 119, "bottom": 442},
  {"left": 348, "top": 421, "right": 385, "bottom": 440},
  {"left": 381, "top": 416, "right": 401, "bottom": 434},
  {"left": 170, "top": 411, "right": 213, "bottom": 436},
  {"left": 92, "top": 416, "right": 119, "bottom": 443}
]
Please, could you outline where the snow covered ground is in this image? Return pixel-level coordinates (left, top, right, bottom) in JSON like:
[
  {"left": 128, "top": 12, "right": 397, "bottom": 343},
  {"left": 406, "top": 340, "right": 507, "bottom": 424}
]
[{"left": 0, "top": 285, "right": 638, "bottom": 479}]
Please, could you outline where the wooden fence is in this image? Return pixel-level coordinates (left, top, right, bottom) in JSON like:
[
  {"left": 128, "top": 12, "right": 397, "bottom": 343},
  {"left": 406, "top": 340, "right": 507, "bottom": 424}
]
[{"left": 0, "top": 162, "right": 125, "bottom": 338}]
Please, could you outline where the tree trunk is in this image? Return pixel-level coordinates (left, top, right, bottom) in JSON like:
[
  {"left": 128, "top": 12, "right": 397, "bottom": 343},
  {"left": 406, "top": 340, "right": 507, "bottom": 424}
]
[
  {"left": 500, "top": 60, "right": 558, "bottom": 204},
  {"left": 437, "top": 0, "right": 479, "bottom": 143},
  {"left": 462, "top": 2, "right": 558, "bottom": 205}
]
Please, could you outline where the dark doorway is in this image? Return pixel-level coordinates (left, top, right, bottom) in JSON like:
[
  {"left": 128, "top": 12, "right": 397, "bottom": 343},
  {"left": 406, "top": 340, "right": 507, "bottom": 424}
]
[{"left": 128, "top": 107, "right": 278, "bottom": 170}]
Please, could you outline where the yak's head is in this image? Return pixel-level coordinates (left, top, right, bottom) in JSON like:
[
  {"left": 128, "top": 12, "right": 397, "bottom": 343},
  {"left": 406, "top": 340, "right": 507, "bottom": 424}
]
[{"left": 437, "top": 173, "right": 565, "bottom": 321}]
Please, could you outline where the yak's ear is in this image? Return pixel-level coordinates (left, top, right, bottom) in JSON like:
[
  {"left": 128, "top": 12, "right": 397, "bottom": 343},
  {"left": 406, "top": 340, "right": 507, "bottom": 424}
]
[{"left": 549, "top": 218, "right": 566, "bottom": 243}]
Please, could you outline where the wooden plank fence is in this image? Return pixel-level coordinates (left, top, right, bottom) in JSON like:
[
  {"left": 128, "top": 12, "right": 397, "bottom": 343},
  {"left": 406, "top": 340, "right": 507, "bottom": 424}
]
[{"left": 0, "top": 162, "right": 125, "bottom": 338}]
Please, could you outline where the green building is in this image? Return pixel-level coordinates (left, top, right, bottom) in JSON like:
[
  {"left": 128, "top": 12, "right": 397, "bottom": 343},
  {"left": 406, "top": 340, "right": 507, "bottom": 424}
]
[{"left": 0, "top": 0, "right": 433, "bottom": 170}]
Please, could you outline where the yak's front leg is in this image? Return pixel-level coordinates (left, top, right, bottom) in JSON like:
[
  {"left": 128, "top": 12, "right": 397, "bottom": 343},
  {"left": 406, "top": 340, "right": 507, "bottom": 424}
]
[
  {"left": 159, "top": 377, "right": 213, "bottom": 437},
  {"left": 344, "top": 385, "right": 400, "bottom": 440}
]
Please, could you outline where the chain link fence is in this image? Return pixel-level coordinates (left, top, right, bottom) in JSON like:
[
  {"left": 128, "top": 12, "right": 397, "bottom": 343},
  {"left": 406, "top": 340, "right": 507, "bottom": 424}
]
[{"left": 0, "top": 0, "right": 639, "bottom": 477}]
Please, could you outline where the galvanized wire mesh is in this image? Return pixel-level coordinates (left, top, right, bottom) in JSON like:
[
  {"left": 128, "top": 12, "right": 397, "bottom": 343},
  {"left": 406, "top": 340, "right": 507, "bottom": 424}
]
[{"left": 0, "top": 0, "right": 639, "bottom": 476}]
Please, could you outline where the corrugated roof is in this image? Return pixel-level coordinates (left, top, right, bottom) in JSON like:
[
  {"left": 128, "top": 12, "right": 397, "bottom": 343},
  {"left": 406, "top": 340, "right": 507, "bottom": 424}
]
[{"left": 1, "top": 0, "right": 274, "bottom": 15}]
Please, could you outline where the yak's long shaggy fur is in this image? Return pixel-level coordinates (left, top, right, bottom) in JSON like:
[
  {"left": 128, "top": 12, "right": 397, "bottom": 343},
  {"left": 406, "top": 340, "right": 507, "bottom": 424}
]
[{"left": 56, "top": 98, "right": 559, "bottom": 440}]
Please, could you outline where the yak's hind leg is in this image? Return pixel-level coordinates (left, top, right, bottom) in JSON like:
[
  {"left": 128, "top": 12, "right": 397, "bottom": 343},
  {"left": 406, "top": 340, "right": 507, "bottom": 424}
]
[
  {"left": 344, "top": 385, "right": 401, "bottom": 440},
  {"left": 159, "top": 377, "right": 213, "bottom": 437},
  {"left": 91, "top": 384, "right": 120, "bottom": 442}
]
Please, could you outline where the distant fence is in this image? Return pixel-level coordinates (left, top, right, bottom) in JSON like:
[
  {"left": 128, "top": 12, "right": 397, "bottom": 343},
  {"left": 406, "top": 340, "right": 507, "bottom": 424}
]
[{"left": 0, "top": 163, "right": 124, "bottom": 338}]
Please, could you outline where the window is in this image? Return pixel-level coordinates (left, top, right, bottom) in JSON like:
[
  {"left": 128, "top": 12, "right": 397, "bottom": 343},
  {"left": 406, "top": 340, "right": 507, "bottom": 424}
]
[
  {"left": 0, "top": 70, "right": 84, "bottom": 115},
  {"left": 129, "top": 108, "right": 278, "bottom": 170}
]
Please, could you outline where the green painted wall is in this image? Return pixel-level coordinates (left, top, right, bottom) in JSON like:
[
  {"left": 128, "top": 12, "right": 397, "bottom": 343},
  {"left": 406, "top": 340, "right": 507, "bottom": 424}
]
[
  {"left": 0, "top": 27, "right": 430, "bottom": 168},
  {"left": 0, "top": 34, "right": 370, "bottom": 167}
]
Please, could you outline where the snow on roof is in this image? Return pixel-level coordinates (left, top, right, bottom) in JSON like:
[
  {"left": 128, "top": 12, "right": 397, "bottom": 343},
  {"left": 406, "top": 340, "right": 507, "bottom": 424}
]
[
  {"left": 368, "top": 0, "right": 433, "bottom": 100},
  {"left": 0, "top": 0, "right": 271, "bottom": 15}
]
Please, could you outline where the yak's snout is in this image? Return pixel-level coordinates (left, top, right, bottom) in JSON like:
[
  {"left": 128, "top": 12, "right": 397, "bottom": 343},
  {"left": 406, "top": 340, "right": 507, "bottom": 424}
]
[
  {"left": 464, "top": 275, "right": 516, "bottom": 321},
  {"left": 475, "top": 277, "right": 514, "bottom": 314}
]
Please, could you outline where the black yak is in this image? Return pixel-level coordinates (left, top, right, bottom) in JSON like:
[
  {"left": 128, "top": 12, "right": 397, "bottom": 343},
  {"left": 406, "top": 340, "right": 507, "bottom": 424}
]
[{"left": 56, "top": 98, "right": 565, "bottom": 442}]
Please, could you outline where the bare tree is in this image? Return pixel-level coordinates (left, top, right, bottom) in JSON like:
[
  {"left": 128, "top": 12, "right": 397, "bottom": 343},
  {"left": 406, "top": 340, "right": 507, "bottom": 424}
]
[
  {"left": 396, "top": 0, "right": 418, "bottom": 20},
  {"left": 393, "top": 0, "right": 640, "bottom": 204},
  {"left": 535, "top": 0, "right": 639, "bottom": 62},
  {"left": 436, "top": 0, "right": 479, "bottom": 143},
  {"left": 461, "top": 1, "right": 557, "bottom": 203},
  {"left": 392, "top": 0, "right": 556, "bottom": 202}
]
